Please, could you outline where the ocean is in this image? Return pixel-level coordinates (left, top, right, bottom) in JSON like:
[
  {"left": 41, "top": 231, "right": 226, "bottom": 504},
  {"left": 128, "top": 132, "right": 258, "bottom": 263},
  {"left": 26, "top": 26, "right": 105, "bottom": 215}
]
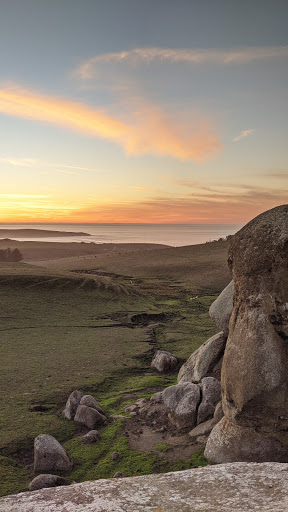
[{"left": 0, "top": 223, "right": 243, "bottom": 247}]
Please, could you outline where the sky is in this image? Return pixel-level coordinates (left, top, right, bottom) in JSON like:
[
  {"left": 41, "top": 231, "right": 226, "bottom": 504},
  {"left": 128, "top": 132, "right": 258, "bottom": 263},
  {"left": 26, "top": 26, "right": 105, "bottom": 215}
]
[{"left": 0, "top": 0, "right": 287, "bottom": 224}]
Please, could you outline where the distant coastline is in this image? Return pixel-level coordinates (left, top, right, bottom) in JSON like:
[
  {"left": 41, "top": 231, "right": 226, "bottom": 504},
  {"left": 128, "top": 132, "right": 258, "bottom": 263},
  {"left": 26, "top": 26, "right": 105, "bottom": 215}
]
[
  {"left": 0, "top": 223, "right": 242, "bottom": 246},
  {"left": 0, "top": 229, "right": 90, "bottom": 238}
]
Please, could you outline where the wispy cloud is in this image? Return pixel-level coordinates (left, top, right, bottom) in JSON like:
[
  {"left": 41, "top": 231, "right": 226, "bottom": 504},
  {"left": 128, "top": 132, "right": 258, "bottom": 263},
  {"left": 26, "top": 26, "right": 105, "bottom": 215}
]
[
  {"left": 0, "top": 156, "right": 103, "bottom": 175},
  {"left": 264, "top": 170, "right": 288, "bottom": 179},
  {"left": 75, "top": 46, "right": 288, "bottom": 79},
  {"left": 0, "top": 83, "right": 220, "bottom": 161},
  {"left": 233, "top": 129, "right": 256, "bottom": 142},
  {"left": 0, "top": 194, "right": 49, "bottom": 198},
  {"left": 0, "top": 157, "right": 37, "bottom": 167}
]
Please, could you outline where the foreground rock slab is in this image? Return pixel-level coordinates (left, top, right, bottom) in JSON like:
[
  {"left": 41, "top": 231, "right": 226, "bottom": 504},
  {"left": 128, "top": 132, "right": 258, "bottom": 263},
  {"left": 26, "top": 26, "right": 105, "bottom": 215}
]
[{"left": 1, "top": 463, "right": 288, "bottom": 511}]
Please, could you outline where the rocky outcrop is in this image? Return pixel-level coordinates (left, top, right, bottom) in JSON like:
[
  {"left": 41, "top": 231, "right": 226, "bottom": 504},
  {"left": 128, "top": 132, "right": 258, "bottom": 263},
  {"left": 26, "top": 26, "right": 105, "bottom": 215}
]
[
  {"left": 34, "top": 435, "right": 72, "bottom": 473},
  {"left": 205, "top": 204, "right": 288, "bottom": 463},
  {"left": 178, "top": 331, "right": 226, "bottom": 384},
  {"left": 63, "top": 391, "right": 107, "bottom": 427},
  {"left": 29, "top": 474, "right": 69, "bottom": 491},
  {"left": 151, "top": 350, "right": 178, "bottom": 373},
  {"left": 209, "top": 280, "right": 234, "bottom": 335},
  {"left": 2, "top": 463, "right": 288, "bottom": 511}
]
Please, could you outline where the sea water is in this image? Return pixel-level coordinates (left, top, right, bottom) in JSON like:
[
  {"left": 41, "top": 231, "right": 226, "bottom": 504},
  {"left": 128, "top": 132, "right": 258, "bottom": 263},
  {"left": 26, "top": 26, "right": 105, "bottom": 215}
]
[{"left": 0, "top": 223, "right": 242, "bottom": 247}]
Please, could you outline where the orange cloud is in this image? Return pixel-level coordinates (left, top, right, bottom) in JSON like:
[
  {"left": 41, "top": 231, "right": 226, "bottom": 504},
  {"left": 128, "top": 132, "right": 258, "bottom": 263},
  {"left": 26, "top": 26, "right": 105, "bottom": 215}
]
[
  {"left": 0, "top": 83, "right": 220, "bottom": 161},
  {"left": 1, "top": 187, "right": 286, "bottom": 224},
  {"left": 59, "top": 188, "right": 288, "bottom": 224}
]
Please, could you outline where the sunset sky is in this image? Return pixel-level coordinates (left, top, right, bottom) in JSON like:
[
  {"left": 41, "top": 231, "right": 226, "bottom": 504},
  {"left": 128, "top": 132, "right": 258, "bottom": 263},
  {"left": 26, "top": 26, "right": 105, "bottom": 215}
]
[{"left": 0, "top": 0, "right": 287, "bottom": 224}]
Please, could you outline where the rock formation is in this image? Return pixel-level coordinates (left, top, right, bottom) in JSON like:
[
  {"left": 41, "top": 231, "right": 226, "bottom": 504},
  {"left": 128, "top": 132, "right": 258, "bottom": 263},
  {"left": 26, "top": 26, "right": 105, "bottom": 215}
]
[
  {"left": 34, "top": 435, "right": 72, "bottom": 472},
  {"left": 63, "top": 391, "right": 107, "bottom": 428},
  {"left": 63, "top": 390, "right": 84, "bottom": 420},
  {"left": 2, "top": 463, "right": 288, "bottom": 511},
  {"left": 178, "top": 331, "right": 226, "bottom": 384},
  {"left": 205, "top": 204, "right": 288, "bottom": 462},
  {"left": 209, "top": 280, "right": 234, "bottom": 335},
  {"left": 80, "top": 395, "right": 105, "bottom": 415},
  {"left": 74, "top": 405, "right": 106, "bottom": 429},
  {"left": 151, "top": 350, "right": 178, "bottom": 373}
]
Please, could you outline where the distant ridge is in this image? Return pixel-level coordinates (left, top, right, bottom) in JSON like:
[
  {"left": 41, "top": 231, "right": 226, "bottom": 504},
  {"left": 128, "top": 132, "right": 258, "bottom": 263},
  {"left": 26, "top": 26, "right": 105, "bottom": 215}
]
[{"left": 0, "top": 229, "right": 90, "bottom": 238}]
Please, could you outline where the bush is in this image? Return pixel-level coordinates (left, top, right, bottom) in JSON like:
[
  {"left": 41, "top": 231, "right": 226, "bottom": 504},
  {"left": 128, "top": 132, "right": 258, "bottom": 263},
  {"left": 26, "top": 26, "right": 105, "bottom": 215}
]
[{"left": 0, "top": 248, "right": 23, "bottom": 262}]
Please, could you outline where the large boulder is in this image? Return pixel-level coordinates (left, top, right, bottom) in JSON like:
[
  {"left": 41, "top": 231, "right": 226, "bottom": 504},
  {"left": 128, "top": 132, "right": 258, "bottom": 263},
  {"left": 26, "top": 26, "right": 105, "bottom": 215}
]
[
  {"left": 80, "top": 395, "right": 104, "bottom": 415},
  {"left": 162, "top": 382, "right": 201, "bottom": 428},
  {"left": 63, "top": 390, "right": 84, "bottom": 420},
  {"left": 34, "top": 435, "right": 72, "bottom": 473},
  {"left": 74, "top": 405, "right": 106, "bottom": 429},
  {"left": 209, "top": 280, "right": 234, "bottom": 336},
  {"left": 207, "top": 205, "right": 288, "bottom": 463},
  {"left": 197, "top": 377, "right": 221, "bottom": 425},
  {"left": 205, "top": 418, "right": 287, "bottom": 463},
  {"left": 151, "top": 350, "right": 178, "bottom": 373},
  {"left": 29, "top": 474, "right": 69, "bottom": 491},
  {"left": 178, "top": 332, "right": 226, "bottom": 384}
]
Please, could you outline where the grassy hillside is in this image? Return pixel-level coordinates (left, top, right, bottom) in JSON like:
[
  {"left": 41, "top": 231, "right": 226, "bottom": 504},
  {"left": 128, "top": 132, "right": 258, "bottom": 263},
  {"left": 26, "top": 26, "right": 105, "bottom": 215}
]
[
  {"left": 36, "top": 239, "right": 231, "bottom": 294},
  {"left": 0, "top": 239, "right": 168, "bottom": 261},
  {"left": 0, "top": 240, "right": 230, "bottom": 496}
]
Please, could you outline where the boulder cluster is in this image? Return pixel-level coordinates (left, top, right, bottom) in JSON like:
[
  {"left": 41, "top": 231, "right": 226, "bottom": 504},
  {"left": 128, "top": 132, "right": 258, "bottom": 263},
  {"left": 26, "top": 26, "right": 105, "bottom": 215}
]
[
  {"left": 63, "top": 390, "right": 107, "bottom": 428},
  {"left": 148, "top": 205, "right": 288, "bottom": 463},
  {"left": 29, "top": 391, "right": 105, "bottom": 491}
]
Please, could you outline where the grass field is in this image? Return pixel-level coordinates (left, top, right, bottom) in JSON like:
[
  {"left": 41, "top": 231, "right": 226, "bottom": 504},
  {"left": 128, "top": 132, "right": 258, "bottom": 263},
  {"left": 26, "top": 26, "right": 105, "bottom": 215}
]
[{"left": 0, "top": 239, "right": 230, "bottom": 497}]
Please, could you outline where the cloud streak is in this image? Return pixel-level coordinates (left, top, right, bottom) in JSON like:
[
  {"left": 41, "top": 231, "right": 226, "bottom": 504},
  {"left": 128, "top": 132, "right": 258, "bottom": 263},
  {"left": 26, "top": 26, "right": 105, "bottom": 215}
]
[
  {"left": 65, "top": 187, "right": 288, "bottom": 224},
  {"left": 233, "top": 129, "right": 255, "bottom": 142},
  {"left": 0, "top": 83, "right": 220, "bottom": 161},
  {"left": 76, "top": 46, "right": 288, "bottom": 79}
]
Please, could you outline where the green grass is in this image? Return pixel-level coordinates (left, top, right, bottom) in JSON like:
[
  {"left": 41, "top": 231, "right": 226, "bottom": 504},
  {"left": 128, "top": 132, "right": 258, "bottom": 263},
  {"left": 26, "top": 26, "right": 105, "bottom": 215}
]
[
  {"left": 155, "top": 443, "right": 173, "bottom": 452},
  {"left": 0, "top": 241, "right": 228, "bottom": 497}
]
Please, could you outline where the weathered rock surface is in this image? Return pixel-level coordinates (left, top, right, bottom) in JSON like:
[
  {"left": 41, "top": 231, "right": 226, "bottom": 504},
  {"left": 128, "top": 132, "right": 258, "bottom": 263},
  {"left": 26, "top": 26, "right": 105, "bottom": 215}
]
[
  {"left": 63, "top": 390, "right": 84, "bottom": 420},
  {"left": 151, "top": 350, "right": 178, "bottom": 373},
  {"left": 29, "top": 474, "right": 69, "bottom": 491},
  {"left": 177, "top": 331, "right": 226, "bottom": 384},
  {"left": 209, "top": 280, "right": 234, "bottom": 335},
  {"left": 208, "top": 204, "right": 288, "bottom": 462},
  {"left": 34, "top": 435, "right": 72, "bottom": 473},
  {"left": 162, "top": 382, "right": 201, "bottom": 428},
  {"left": 80, "top": 395, "right": 104, "bottom": 415},
  {"left": 74, "top": 405, "right": 106, "bottom": 429},
  {"left": 213, "top": 400, "right": 224, "bottom": 423},
  {"left": 205, "top": 417, "right": 288, "bottom": 462},
  {"left": 2, "top": 463, "right": 288, "bottom": 511},
  {"left": 189, "top": 417, "right": 216, "bottom": 438},
  {"left": 81, "top": 430, "right": 101, "bottom": 444},
  {"left": 197, "top": 376, "right": 221, "bottom": 424}
]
